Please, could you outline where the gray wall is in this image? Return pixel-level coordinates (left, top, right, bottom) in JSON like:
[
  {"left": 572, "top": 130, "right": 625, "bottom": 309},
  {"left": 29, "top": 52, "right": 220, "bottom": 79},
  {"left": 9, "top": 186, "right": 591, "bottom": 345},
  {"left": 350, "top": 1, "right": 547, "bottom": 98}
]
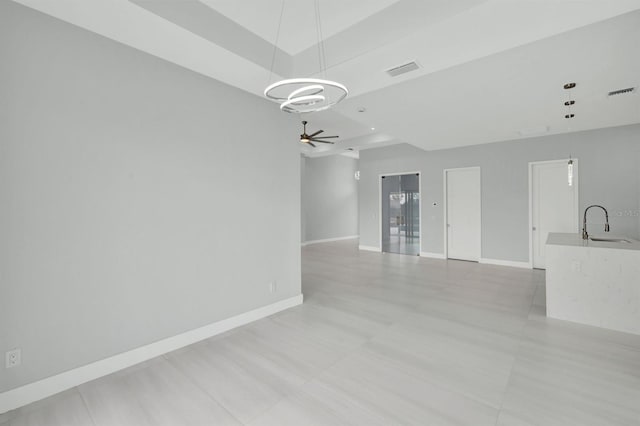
[
  {"left": 300, "top": 155, "right": 307, "bottom": 243},
  {"left": 0, "top": 2, "right": 301, "bottom": 393},
  {"left": 359, "top": 124, "right": 640, "bottom": 261},
  {"left": 301, "top": 155, "right": 359, "bottom": 243}
]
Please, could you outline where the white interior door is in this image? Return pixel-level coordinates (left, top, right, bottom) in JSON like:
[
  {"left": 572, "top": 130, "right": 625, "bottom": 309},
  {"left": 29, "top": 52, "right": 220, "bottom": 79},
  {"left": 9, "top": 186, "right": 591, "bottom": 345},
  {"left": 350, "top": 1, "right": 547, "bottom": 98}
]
[
  {"left": 446, "top": 168, "right": 481, "bottom": 261},
  {"left": 531, "top": 160, "right": 578, "bottom": 269}
]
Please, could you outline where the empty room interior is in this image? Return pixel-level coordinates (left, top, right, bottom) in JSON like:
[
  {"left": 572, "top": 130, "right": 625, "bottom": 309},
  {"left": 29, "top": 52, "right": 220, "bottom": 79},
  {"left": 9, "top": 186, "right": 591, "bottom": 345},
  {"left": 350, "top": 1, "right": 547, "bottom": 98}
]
[{"left": 2, "top": 1, "right": 640, "bottom": 425}]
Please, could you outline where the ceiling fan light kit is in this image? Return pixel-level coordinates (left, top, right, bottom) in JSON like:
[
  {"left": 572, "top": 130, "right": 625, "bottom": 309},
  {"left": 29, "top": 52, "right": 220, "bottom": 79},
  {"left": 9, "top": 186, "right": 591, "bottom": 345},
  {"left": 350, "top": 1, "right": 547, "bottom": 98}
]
[
  {"left": 264, "top": 0, "right": 348, "bottom": 113},
  {"left": 299, "top": 120, "right": 339, "bottom": 148}
]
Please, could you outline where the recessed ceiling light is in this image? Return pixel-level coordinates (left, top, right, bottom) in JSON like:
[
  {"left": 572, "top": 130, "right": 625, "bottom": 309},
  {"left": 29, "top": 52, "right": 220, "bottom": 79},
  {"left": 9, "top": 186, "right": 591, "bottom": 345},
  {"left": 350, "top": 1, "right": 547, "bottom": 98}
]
[
  {"left": 357, "top": 107, "right": 366, "bottom": 113},
  {"left": 371, "top": 127, "right": 376, "bottom": 131}
]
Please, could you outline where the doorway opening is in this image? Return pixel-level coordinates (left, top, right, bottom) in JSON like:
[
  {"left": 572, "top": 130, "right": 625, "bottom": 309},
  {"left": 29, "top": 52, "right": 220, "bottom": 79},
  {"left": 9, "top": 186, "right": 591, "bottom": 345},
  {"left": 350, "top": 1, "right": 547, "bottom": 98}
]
[{"left": 380, "top": 173, "right": 420, "bottom": 256}]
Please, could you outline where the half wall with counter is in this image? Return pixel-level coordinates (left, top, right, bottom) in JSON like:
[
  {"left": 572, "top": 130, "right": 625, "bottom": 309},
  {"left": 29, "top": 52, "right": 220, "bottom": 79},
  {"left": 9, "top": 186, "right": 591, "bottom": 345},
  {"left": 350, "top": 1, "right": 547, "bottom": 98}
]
[{"left": 546, "top": 232, "right": 640, "bottom": 335}]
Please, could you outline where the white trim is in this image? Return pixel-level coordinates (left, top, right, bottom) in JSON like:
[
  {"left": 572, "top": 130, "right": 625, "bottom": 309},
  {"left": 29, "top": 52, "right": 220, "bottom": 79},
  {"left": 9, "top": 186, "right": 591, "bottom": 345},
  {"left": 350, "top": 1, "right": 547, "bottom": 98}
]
[
  {"left": 358, "top": 245, "right": 381, "bottom": 252},
  {"left": 443, "top": 171, "right": 447, "bottom": 259},
  {"left": 379, "top": 175, "right": 382, "bottom": 251},
  {"left": 479, "top": 258, "right": 531, "bottom": 269},
  {"left": 378, "top": 171, "right": 422, "bottom": 255},
  {"left": 528, "top": 159, "right": 579, "bottom": 269},
  {"left": 420, "top": 252, "right": 446, "bottom": 259},
  {"left": 0, "top": 295, "right": 303, "bottom": 414},
  {"left": 443, "top": 167, "right": 482, "bottom": 261},
  {"left": 301, "top": 235, "right": 358, "bottom": 247},
  {"left": 528, "top": 163, "right": 534, "bottom": 269}
]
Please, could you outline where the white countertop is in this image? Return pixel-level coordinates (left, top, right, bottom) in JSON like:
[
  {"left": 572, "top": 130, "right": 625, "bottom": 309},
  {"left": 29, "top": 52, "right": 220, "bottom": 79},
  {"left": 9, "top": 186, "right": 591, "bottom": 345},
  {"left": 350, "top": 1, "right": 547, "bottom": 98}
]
[{"left": 547, "top": 232, "right": 640, "bottom": 251}]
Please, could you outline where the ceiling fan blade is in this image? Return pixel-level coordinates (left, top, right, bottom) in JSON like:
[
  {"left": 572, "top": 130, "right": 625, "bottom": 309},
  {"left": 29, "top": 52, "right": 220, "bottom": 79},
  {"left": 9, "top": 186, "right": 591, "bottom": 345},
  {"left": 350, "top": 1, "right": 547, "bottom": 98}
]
[
  {"left": 312, "top": 140, "right": 335, "bottom": 144},
  {"left": 311, "top": 135, "right": 338, "bottom": 139},
  {"left": 309, "top": 130, "right": 324, "bottom": 137},
  {"left": 308, "top": 141, "right": 317, "bottom": 147}
]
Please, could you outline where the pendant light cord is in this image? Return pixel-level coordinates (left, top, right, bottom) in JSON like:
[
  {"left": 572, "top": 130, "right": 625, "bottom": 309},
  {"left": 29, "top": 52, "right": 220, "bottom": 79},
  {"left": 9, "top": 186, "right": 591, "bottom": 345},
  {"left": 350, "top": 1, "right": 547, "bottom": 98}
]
[
  {"left": 267, "top": 0, "right": 286, "bottom": 86},
  {"left": 315, "top": 0, "right": 327, "bottom": 79},
  {"left": 314, "top": 0, "right": 328, "bottom": 84}
]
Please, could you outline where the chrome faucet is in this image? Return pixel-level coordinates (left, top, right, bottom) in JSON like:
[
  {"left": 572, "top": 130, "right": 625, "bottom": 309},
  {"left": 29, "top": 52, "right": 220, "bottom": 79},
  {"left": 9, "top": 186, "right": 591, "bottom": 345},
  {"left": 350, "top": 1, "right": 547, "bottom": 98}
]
[{"left": 582, "top": 205, "right": 610, "bottom": 240}]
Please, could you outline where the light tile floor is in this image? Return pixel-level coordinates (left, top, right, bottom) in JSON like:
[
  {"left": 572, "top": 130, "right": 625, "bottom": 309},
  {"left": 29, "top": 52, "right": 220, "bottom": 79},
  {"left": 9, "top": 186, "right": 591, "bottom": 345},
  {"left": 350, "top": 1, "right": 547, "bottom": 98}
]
[
  {"left": 2, "top": 240, "right": 640, "bottom": 425},
  {"left": 382, "top": 235, "right": 420, "bottom": 256}
]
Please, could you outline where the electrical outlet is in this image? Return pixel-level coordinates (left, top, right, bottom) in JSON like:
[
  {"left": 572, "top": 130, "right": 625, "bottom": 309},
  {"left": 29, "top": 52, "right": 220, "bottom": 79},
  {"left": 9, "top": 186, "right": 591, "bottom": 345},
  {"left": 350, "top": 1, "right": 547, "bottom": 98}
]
[
  {"left": 5, "top": 348, "right": 21, "bottom": 369},
  {"left": 571, "top": 260, "right": 581, "bottom": 272},
  {"left": 269, "top": 281, "right": 277, "bottom": 293}
]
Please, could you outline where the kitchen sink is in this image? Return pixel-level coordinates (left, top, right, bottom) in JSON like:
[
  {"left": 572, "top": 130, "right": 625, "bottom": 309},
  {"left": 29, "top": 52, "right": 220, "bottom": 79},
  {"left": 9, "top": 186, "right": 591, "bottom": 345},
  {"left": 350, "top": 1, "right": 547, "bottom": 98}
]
[{"left": 589, "top": 237, "right": 631, "bottom": 243}]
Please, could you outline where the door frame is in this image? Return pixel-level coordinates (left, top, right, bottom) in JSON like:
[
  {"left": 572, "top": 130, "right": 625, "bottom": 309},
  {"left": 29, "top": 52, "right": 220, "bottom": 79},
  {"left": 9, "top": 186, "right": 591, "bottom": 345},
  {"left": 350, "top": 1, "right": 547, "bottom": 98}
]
[
  {"left": 528, "top": 159, "right": 579, "bottom": 268},
  {"left": 379, "top": 171, "right": 422, "bottom": 253},
  {"left": 443, "top": 167, "right": 482, "bottom": 261}
]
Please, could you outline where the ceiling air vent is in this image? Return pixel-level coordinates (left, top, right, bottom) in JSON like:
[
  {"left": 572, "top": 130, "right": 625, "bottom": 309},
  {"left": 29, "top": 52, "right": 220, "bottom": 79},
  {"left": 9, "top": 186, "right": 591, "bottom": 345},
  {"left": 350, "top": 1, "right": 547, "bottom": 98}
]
[
  {"left": 608, "top": 87, "right": 636, "bottom": 97},
  {"left": 386, "top": 61, "right": 420, "bottom": 77}
]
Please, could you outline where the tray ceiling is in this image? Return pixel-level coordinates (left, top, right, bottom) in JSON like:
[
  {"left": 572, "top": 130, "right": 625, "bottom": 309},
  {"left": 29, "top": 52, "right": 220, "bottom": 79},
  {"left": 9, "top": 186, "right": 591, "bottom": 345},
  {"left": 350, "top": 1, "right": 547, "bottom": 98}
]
[{"left": 11, "top": 0, "right": 640, "bottom": 156}]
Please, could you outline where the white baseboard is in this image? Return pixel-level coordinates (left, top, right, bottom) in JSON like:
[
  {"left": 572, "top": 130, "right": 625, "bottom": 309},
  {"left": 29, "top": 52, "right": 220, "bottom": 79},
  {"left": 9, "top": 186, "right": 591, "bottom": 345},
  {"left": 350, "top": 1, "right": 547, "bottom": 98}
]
[
  {"left": 480, "top": 258, "right": 531, "bottom": 269},
  {"left": 301, "top": 235, "right": 358, "bottom": 247},
  {"left": 358, "top": 245, "right": 381, "bottom": 252},
  {"left": 0, "top": 294, "right": 303, "bottom": 414},
  {"left": 420, "top": 252, "right": 446, "bottom": 259}
]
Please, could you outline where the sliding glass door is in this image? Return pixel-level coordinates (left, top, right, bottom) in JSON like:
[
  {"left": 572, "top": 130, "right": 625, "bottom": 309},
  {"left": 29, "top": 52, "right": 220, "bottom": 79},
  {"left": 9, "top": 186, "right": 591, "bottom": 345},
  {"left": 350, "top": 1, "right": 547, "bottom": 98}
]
[{"left": 381, "top": 173, "right": 420, "bottom": 255}]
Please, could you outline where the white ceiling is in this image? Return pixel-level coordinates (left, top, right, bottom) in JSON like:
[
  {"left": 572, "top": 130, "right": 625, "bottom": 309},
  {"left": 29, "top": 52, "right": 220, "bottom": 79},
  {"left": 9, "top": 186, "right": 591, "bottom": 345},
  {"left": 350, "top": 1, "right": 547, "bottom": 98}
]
[
  {"left": 335, "top": 9, "right": 640, "bottom": 151},
  {"left": 11, "top": 0, "right": 640, "bottom": 155},
  {"left": 199, "top": 0, "right": 400, "bottom": 55}
]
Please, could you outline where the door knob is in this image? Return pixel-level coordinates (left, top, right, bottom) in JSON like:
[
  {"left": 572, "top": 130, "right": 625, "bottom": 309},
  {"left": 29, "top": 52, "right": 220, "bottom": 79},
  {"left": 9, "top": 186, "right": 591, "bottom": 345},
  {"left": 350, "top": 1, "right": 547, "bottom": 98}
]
[{"left": 532, "top": 226, "right": 537, "bottom": 231}]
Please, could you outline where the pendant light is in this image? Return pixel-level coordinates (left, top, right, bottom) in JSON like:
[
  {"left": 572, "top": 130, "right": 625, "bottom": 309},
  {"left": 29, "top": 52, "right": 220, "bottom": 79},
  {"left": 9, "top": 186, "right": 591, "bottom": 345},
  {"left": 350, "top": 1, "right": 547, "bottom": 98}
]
[
  {"left": 564, "top": 82, "right": 576, "bottom": 186},
  {"left": 264, "top": 0, "right": 348, "bottom": 113}
]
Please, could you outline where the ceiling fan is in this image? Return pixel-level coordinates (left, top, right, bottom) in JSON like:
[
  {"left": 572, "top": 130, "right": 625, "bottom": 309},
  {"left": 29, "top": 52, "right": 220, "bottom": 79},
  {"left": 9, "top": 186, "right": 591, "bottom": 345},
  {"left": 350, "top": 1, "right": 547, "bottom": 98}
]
[{"left": 299, "top": 121, "right": 339, "bottom": 147}]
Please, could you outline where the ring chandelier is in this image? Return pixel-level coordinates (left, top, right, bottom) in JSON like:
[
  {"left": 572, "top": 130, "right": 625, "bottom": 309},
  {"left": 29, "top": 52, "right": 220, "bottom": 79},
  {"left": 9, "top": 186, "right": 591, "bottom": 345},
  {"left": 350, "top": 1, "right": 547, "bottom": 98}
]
[
  {"left": 264, "top": 78, "right": 348, "bottom": 114},
  {"left": 264, "top": 0, "right": 348, "bottom": 114}
]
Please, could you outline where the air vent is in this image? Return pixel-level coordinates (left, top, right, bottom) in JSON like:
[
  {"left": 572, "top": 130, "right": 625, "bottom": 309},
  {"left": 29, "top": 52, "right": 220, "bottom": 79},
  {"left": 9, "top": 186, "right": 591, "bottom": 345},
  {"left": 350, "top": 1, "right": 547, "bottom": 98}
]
[
  {"left": 608, "top": 87, "right": 636, "bottom": 97},
  {"left": 386, "top": 61, "right": 420, "bottom": 77},
  {"left": 518, "top": 126, "right": 549, "bottom": 137}
]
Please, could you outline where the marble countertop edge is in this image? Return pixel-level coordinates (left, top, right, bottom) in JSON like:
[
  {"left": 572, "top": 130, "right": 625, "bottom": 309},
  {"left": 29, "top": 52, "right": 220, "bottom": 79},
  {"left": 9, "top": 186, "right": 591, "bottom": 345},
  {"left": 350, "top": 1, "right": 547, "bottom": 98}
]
[{"left": 546, "top": 232, "right": 640, "bottom": 251}]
